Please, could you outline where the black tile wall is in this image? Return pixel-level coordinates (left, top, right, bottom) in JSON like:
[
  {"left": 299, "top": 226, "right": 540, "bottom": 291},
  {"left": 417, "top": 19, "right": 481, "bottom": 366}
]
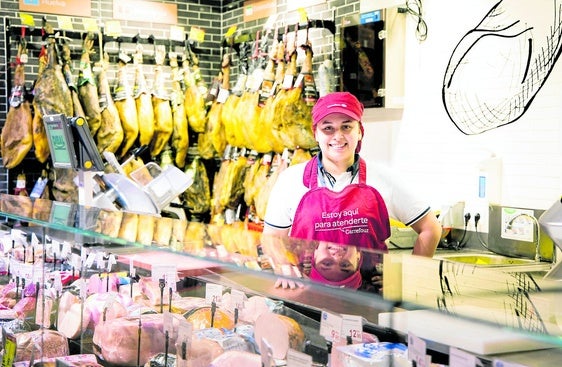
[{"left": 0, "top": 0, "right": 361, "bottom": 194}]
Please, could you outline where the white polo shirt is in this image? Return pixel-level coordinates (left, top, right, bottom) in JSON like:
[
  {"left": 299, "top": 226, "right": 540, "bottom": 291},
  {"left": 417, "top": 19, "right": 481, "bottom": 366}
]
[{"left": 264, "top": 159, "right": 431, "bottom": 230}]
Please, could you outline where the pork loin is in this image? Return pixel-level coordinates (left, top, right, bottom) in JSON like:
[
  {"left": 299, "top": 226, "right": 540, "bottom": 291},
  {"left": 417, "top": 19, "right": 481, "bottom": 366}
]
[{"left": 253, "top": 312, "right": 305, "bottom": 359}]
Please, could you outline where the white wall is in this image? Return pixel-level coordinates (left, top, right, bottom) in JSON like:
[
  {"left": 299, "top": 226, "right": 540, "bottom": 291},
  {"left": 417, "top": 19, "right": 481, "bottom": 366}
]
[{"left": 363, "top": 0, "right": 562, "bottom": 216}]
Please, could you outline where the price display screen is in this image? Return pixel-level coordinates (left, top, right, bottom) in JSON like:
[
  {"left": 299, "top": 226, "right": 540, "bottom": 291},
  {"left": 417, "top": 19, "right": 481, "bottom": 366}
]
[{"left": 43, "top": 114, "right": 77, "bottom": 169}]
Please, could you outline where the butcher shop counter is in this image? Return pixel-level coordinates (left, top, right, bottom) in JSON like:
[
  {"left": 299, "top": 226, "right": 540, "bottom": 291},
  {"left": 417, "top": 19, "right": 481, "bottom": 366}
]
[{"left": 1, "top": 194, "right": 562, "bottom": 366}]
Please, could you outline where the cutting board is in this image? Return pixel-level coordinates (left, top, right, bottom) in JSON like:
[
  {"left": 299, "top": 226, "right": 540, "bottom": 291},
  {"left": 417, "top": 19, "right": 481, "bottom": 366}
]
[{"left": 379, "top": 309, "right": 558, "bottom": 355}]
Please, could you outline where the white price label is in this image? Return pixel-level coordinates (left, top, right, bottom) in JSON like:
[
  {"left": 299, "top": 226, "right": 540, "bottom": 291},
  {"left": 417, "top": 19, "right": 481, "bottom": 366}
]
[
  {"left": 129, "top": 256, "right": 136, "bottom": 278},
  {"left": 286, "top": 348, "right": 312, "bottom": 367},
  {"left": 176, "top": 318, "right": 193, "bottom": 365},
  {"left": 230, "top": 289, "right": 246, "bottom": 309},
  {"left": 449, "top": 347, "right": 477, "bottom": 367},
  {"left": 61, "top": 242, "right": 71, "bottom": 258},
  {"left": 341, "top": 314, "right": 363, "bottom": 342},
  {"left": 260, "top": 338, "right": 274, "bottom": 367},
  {"left": 205, "top": 283, "right": 223, "bottom": 304},
  {"left": 408, "top": 333, "right": 429, "bottom": 367},
  {"left": 107, "top": 254, "right": 117, "bottom": 272},
  {"left": 31, "top": 233, "right": 39, "bottom": 247},
  {"left": 54, "top": 272, "right": 63, "bottom": 293},
  {"left": 319, "top": 310, "right": 342, "bottom": 342},
  {"left": 163, "top": 311, "right": 174, "bottom": 335},
  {"left": 85, "top": 252, "right": 96, "bottom": 268},
  {"left": 151, "top": 264, "right": 178, "bottom": 291}
]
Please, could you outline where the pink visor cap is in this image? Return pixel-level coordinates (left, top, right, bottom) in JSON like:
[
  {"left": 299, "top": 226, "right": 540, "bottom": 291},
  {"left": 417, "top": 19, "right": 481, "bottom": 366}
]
[{"left": 312, "top": 92, "right": 365, "bottom": 152}]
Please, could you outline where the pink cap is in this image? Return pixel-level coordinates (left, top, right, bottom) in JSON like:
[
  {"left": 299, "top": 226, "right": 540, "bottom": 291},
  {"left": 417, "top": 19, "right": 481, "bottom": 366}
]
[
  {"left": 312, "top": 92, "right": 365, "bottom": 152},
  {"left": 312, "top": 92, "right": 364, "bottom": 126}
]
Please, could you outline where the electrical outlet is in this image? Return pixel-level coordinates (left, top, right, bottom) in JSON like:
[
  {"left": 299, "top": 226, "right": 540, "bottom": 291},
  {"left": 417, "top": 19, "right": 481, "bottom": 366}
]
[{"left": 464, "top": 199, "right": 490, "bottom": 233}]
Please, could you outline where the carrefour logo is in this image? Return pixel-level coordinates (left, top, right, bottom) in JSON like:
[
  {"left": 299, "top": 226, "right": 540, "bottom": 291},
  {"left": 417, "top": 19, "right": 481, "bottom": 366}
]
[{"left": 23, "top": 0, "right": 40, "bottom": 5}]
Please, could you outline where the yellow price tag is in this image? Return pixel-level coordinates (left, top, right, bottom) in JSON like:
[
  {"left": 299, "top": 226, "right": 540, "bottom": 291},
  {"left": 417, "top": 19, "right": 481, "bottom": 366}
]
[
  {"left": 82, "top": 18, "right": 99, "bottom": 32},
  {"left": 104, "top": 20, "right": 122, "bottom": 37},
  {"left": 225, "top": 25, "right": 237, "bottom": 38},
  {"left": 189, "top": 26, "right": 206, "bottom": 43},
  {"left": 297, "top": 7, "right": 308, "bottom": 24},
  {"left": 170, "top": 25, "right": 185, "bottom": 42},
  {"left": 57, "top": 16, "right": 74, "bottom": 31},
  {"left": 1, "top": 335, "right": 16, "bottom": 367},
  {"left": 19, "top": 13, "right": 35, "bottom": 27}
]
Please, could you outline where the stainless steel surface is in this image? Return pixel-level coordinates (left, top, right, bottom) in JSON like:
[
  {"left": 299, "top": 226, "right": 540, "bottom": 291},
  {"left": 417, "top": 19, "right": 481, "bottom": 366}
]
[
  {"left": 102, "top": 173, "right": 159, "bottom": 214},
  {"left": 539, "top": 198, "right": 562, "bottom": 251}
]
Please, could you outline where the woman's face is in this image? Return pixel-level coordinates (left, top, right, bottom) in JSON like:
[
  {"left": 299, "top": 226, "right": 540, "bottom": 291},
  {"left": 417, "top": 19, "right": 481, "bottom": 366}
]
[
  {"left": 314, "top": 113, "right": 362, "bottom": 165},
  {"left": 314, "top": 242, "right": 361, "bottom": 282}
]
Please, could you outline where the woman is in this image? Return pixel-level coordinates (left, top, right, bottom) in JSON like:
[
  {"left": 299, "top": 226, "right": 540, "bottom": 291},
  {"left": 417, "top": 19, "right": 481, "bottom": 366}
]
[{"left": 263, "top": 92, "right": 441, "bottom": 258}]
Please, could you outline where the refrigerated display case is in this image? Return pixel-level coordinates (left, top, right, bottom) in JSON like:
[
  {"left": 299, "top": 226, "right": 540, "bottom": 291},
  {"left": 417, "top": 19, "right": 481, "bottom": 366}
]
[{"left": 0, "top": 193, "right": 561, "bottom": 366}]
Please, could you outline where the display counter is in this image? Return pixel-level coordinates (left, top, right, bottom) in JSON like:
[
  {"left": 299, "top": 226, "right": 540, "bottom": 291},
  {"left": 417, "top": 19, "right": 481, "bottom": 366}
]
[{"left": 0, "top": 193, "right": 561, "bottom": 366}]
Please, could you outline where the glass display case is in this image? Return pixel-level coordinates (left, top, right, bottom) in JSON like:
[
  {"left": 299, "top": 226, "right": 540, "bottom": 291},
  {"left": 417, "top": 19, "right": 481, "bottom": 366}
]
[{"left": 1, "top": 193, "right": 561, "bottom": 366}]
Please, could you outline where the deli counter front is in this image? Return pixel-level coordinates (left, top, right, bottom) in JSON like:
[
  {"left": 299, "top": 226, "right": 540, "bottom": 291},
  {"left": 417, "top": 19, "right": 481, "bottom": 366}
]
[{"left": 0, "top": 193, "right": 561, "bottom": 366}]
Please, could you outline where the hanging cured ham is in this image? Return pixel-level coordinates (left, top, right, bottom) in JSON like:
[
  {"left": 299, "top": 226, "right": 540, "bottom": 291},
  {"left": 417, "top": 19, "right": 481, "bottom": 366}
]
[
  {"left": 270, "top": 32, "right": 317, "bottom": 150},
  {"left": 33, "top": 35, "right": 74, "bottom": 163},
  {"left": 1, "top": 39, "right": 33, "bottom": 169},
  {"left": 60, "top": 39, "right": 86, "bottom": 124},
  {"left": 198, "top": 48, "right": 230, "bottom": 159},
  {"left": 209, "top": 50, "right": 231, "bottom": 156},
  {"left": 114, "top": 53, "right": 139, "bottom": 158},
  {"left": 169, "top": 52, "right": 189, "bottom": 168},
  {"left": 183, "top": 45, "right": 208, "bottom": 133},
  {"left": 95, "top": 52, "right": 124, "bottom": 154},
  {"left": 150, "top": 45, "right": 174, "bottom": 157},
  {"left": 259, "top": 29, "right": 289, "bottom": 154},
  {"left": 133, "top": 44, "right": 155, "bottom": 147},
  {"left": 78, "top": 32, "right": 102, "bottom": 137},
  {"left": 222, "top": 42, "right": 250, "bottom": 148}
]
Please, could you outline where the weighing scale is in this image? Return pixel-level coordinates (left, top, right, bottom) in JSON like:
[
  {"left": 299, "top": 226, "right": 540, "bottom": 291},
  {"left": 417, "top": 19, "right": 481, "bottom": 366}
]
[{"left": 43, "top": 114, "right": 193, "bottom": 216}]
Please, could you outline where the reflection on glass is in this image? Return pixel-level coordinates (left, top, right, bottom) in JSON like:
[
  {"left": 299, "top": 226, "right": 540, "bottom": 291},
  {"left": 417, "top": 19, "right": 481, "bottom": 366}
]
[{"left": 260, "top": 233, "right": 383, "bottom": 293}]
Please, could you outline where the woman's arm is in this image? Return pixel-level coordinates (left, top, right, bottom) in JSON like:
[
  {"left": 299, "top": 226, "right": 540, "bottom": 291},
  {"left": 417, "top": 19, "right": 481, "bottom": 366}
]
[{"left": 410, "top": 211, "right": 442, "bottom": 257}]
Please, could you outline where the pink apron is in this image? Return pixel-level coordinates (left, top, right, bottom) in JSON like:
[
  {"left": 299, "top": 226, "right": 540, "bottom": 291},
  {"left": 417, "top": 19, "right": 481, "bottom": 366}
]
[{"left": 290, "top": 156, "right": 390, "bottom": 251}]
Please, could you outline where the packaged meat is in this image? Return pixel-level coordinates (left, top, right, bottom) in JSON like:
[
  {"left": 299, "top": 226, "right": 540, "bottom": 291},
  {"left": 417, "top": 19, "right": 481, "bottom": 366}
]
[
  {"left": 93, "top": 313, "right": 177, "bottom": 366},
  {"left": 14, "top": 329, "right": 69, "bottom": 362}
]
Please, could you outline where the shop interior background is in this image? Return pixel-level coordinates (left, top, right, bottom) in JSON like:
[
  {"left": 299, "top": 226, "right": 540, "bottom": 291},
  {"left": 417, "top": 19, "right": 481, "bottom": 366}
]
[{"left": 0, "top": 0, "right": 560, "bottom": 233}]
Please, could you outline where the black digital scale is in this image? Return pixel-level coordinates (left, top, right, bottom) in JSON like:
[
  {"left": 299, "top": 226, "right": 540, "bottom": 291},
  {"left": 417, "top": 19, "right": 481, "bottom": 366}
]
[{"left": 43, "top": 114, "right": 105, "bottom": 171}]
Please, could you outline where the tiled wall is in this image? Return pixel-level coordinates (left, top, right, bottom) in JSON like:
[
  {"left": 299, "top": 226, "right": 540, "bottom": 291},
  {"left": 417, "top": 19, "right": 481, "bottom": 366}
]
[{"left": 0, "top": 0, "right": 358, "bottom": 194}]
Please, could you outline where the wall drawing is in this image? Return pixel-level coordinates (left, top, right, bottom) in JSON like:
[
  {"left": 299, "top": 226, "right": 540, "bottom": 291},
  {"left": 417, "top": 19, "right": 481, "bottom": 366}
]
[
  {"left": 435, "top": 260, "right": 554, "bottom": 335},
  {"left": 442, "top": 0, "right": 562, "bottom": 134}
]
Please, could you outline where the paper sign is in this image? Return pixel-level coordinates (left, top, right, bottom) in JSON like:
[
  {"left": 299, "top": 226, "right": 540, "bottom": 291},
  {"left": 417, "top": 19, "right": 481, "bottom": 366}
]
[
  {"left": 341, "top": 314, "right": 363, "bottom": 342},
  {"left": 286, "top": 348, "right": 313, "bottom": 367},
  {"left": 189, "top": 26, "right": 206, "bottom": 43},
  {"left": 225, "top": 25, "right": 237, "bottom": 38},
  {"left": 230, "top": 289, "right": 246, "bottom": 309},
  {"left": 19, "top": 13, "right": 35, "bottom": 27},
  {"left": 449, "top": 346, "right": 477, "bottom": 367},
  {"left": 205, "top": 283, "right": 223, "bottom": 304},
  {"left": 57, "top": 16, "right": 74, "bottom": 30},
  {"left": 152, "top": 264, "right": 178, "bottom": 290},
  {"left": 82, "top": 18, "right": 99, "bottom": 32},
  {"left": 319, "top": 310, "right": 342, "bottom": 342},
  {"left": 408, "top": 333, "right": 428, "bottom": 367},
  {"left": 170, "top": 25, "right": 185, "bottom": 41},
  {"left": 104, "top": 20, "right": 122, "bottom": 37}
]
